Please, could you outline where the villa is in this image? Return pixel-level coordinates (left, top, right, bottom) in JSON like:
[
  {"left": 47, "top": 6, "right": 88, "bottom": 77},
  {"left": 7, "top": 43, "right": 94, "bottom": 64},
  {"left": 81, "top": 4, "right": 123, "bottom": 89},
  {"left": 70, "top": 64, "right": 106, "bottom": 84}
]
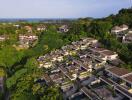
[
  {"left": 50, "top": 72, "right": 64, "bottom": 84},
  {"left": 39, "top": 61, "right": 53, "bottom": 68},
  {"left": 37, "top": 37, "right": 98, "bottom": 68},
  {"left": 61, "top": 82, "right": 74, "bottom": 92},
  {"left": 19, "top": 34, "right": 38, "bottom": 41},
  {"left": 19, "top": 34, "right": 38, "bottom": 47},
  {"left": 122, "top": 32, "right": 132, "bottom": 43},
  {"left": 89, "top": 47, "right": 118, "bottom": 61},
  {"left": 58, "top": 25, "right": 69, "bottom": 33},
  {"left": 0, "top": 35, "right": 8, "bottom": 42},
  {"left": 81, "top": 86, "right": 99, "bottom": 100},
  {"left": 36, "top": 37, "right": 129, "bottom": 99},
  {"left": 100, "top": 66, "right": 132, "bottom": 100},
  {"left": 37, "top": 25, "right": 46, "bottom": 31},
  {"left": 111, "top": 24, "right": 128, "bottom": 36},
  {"left": 100, "top": 50, "right": 118, "bottom": 60},
  {"left": 24, "top": 25, "right": 32, "bottom": 33},
  {"left": 120, "top": 24, "right": 129, "bottom": 31}
]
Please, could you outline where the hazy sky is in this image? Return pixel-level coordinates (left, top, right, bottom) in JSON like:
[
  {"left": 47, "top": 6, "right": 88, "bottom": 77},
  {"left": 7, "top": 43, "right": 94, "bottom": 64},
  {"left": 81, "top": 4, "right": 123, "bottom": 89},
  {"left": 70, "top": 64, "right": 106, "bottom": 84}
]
[{"left": 0, "top": 0, "right": 131, "bottom": 18}]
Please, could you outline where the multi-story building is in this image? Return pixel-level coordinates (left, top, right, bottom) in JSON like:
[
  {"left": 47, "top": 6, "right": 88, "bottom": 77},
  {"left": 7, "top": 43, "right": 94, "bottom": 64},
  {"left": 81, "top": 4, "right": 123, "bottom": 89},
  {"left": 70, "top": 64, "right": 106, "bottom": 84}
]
[
  {"left": 122, "top": 31, "right": 132, "bottom": 43},
  {"left": 100, "top": 66, "right": 132, "bottom": 100}
]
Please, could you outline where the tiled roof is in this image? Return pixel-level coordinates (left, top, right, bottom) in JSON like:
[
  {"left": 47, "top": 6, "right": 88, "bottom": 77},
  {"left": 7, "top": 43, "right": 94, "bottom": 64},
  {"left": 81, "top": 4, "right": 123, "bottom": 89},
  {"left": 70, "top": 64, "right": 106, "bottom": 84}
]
[
  {"left": 106, "top": 67, "right": 131, "bottom": 77},
  {"left": 112, "top": 26, "right": 122, "bottom": 30},
  {"left": 90, "top": 48, "right": 107, "bottom": 53},
  {"left": 123, "top": 74, "right": 132, "bottom": 83},
  {"left": 101, "top": 50, "right": 116, "bottom": 56},
  {"left": 120, "top": 24, "right": 128, "bottom": 28},
  {"left": 42, "top": 74, "right": 51, "bottom": 82}
]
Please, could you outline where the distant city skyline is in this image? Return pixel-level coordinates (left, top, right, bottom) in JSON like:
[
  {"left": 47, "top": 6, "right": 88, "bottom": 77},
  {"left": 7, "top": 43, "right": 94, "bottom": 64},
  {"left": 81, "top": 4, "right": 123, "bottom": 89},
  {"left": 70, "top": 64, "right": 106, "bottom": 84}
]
[{"left": 0, "top": 0, "right": 131, "bottom": 18}]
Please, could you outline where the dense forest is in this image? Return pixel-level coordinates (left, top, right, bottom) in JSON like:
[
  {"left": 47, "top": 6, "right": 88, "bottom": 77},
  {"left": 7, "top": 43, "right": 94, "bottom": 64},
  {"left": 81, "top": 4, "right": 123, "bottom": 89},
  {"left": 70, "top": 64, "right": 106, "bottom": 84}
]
[
  {"left": 0, "top": 8, "right": 132, "bottom": 100},
  {"left": 89, "top": 8, "right": 132, "bottom": 69}
]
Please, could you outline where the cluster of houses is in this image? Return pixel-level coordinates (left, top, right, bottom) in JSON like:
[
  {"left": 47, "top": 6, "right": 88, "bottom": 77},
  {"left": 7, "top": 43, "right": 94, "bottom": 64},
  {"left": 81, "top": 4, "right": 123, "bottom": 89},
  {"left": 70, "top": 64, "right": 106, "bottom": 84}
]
[
  {"left": 111, "top": 24, "right": 129, "bottom": 35},
  {"left": 58, "top": 56, "right": 93, "bottom": 81},
  {"left": 18, "top": 34, "right": 38, "bottom": 48},
  {"left": 36, "top": 37, "right": 132, "bottom": 100},
  {"left": 14, "top": 25, "right": 43, "bottom": 48},
  {"left": 58, "top": 25, "right": 69, "bottom": 33},
  {"left": 99, "top": 66, "right": 132, "bottom": 100},
  {"left": 15, "top": 24, "right": 68, "bottom": 33},
  {"left": 37, "top": 38, "right": 98, "bottom": 68},
  {"left": 0, "top": 35, "right": 9, "bottom": 42},
  {"left": 111, "top": 24, "right": 132, "bottom": 43},
  {"left": 123, "top": 30, "right": 132, "bottom": 43},
  {"left": 16, "top": 24, "right": 69, "bottom": 48},
  {"left": 24, "top": 25, "right": 33, "bottom": 33},
  {"left": 80, "top": 66, "right": 132, "bottom": 100},
  {"left": 0, "top": 24, "right": 69, "bottom": 50},
  {"left": 24, "top": 24, "right": 69, "bottom": 33},
  {"left": 0, "top": 24, "right": 69, "bottom": 41},
  {"left": 36, "top": 25, "right": 47, "bottom": 31},
  {"left": 79, "top": 63, "right": 132, "bottom": 99},
  {"left": 23, "top": 25, "right": 47, "bottom": 33}
]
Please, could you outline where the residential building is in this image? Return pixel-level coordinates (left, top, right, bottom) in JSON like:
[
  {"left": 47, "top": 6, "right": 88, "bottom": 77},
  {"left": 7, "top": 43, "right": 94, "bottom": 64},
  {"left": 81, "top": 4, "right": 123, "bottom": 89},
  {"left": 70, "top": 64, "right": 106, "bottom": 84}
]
[
  {"left": 50, "top": 72, "right": 64, "bottom": 84},
  {"left": 100, "top": 66, "right": 132, "bottom": 100},
  {"left": 19, "top": 34, "right": 38, "bottom": 47},
  {"left": 59, "top": 66, "right": 77, "bottom": 81},
  {"left": 120, "top": 24, "right": 129, "bottom": 31},
  {"left": 111, "top": 26, "right": 122, "bottom": 34},
  {"left": 58, "top": 25, "right": 69, "bottom": 33},
  {"left": 123, "top": 74, "right": 132, "bottom": 89},
  {"left": 13, "top": 24, "right": 20, "bottom": 29},
  {"left": 89, "top": 47, "right": 118, "bottom": 61},
  {"left": 122, "top": 32, "right": 132, "bottom": 43},
  {"left": 73, "top": 59, "right": 92, "bottom": 72},
  {"left": 105, "top": 67, "right": 131, "bottom": 81},
  {"left": 93, "top": 57, "right": 106, "bottom": 70},
  {"left": 78, "top": 70, "right": 91, "bottom": 80},
  {"left": 0, "top": 35, "right": 9, "bottom": 42},
  {"left": 19, "top": 34, "right": 38, "bottom": 41},
  {"left": 89, "top": 47, "right": 108, "bottom": 53},
  {"left": 111, "top": 24, "right": 128, "bottom": 34},
  {"left": 24, "top": 26, "right": 32, "bottom": 33},
  {"left": 111, "top": 24, "right": 129, "bottom": 40},
  {"left": 39, "top": 61, "right": 53, "bottom": 68},
  {"left": 37, "top": 38, "right": 98, "bottom": 68},
  {"left": 100, "top": 50, "right": 118, "bottom": 60},
  {"left": 81, "top": 87, "right": 100, "bottom": 100},
  {"left": 37, "top": 25, "right": 46, "bottom": 31},
  {"left": 61, "top": 82, "right": 74, "bottom": 92}
]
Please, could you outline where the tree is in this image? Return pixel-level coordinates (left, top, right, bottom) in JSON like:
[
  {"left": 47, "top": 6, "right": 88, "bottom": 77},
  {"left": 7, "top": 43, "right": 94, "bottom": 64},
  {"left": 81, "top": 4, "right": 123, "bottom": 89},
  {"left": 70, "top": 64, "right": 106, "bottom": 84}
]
[
  {"left": 6, "top": 68, "right": 27, "bottom": 89},
  {"left": 0, "top": 46, "right": 24, "bottom": 68},
  {"left": 90, "top": 21, "right": 112, "bottom": 38},
  {"left": 24, "top": 58, "right": 38, "bottom": 70},
  {"left": 40, "top": 86, "right": 62, "bottom": 100}
]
